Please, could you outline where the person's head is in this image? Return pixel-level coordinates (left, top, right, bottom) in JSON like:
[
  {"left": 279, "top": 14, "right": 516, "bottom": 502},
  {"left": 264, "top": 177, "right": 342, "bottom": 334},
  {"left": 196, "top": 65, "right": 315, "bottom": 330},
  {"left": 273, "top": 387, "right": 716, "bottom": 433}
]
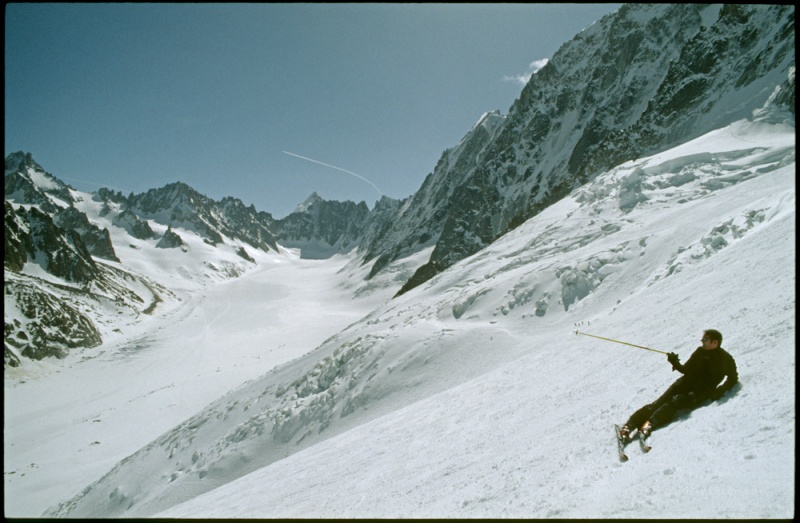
[{"left": 701, "top": 329, "right": 722, "bottom": 349}]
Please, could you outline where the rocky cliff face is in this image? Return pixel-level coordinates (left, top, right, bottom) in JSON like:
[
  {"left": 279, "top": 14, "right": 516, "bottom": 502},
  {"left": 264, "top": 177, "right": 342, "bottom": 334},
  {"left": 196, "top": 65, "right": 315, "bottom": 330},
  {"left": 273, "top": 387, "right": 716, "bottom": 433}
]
[
  {"left": 581, "top": 4, "right": 796, "bottom": 178},
  {"left": 4, "top": 201, "right": 103, "bottom": 360},
  {"left": 362, "top": 111, "right": 505, "bottom": 279},
  {"left": 4, "top": 200, "right": 99, "bottom": 284},
  {"left": 277, "top": 192, "right": 371, "bottom": 259},
  {"left": 358, "top": 4, "right": 795, "bottom": 296}
]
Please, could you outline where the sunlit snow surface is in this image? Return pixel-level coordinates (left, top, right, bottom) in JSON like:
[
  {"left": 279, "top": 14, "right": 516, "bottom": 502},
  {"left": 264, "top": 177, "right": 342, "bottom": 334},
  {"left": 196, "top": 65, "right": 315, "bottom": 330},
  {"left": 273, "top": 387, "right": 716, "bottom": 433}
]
[{"left": 4, "top": 118, "right": 795, "bottom": 518}]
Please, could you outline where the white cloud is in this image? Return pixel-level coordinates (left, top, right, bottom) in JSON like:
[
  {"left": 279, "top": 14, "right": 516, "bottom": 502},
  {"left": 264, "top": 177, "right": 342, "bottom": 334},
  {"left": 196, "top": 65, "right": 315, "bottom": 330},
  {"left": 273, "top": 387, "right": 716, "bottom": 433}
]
[{"left": 503, "top": 58, "right": 549, "bottom": 86}]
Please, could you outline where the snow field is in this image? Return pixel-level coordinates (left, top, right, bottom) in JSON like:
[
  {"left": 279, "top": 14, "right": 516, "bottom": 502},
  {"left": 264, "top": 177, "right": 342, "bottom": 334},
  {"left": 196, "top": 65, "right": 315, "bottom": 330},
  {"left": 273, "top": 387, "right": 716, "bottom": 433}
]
[
  {"left": 161, "top": 194, "right": 794, "bottom": 518},
  {"left": 4, "top": 118, "right": 795, "bottom": 518},
  {"left": 4, "top": 251, "right": 394, "bottom": 516}
]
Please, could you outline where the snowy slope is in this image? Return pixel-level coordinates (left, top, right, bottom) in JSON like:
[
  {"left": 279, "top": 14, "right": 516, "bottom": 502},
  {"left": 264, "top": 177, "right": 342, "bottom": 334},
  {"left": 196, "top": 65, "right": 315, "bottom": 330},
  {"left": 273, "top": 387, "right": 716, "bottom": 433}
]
[
  {"left": 3, "top": 229, "right": 399, "bottom": 516},
  {"left": 12, "top": 116, "right": 792, "bottom": 518},
  {"left": 157, "top": 119, "right": 795, "bottom": 520}
]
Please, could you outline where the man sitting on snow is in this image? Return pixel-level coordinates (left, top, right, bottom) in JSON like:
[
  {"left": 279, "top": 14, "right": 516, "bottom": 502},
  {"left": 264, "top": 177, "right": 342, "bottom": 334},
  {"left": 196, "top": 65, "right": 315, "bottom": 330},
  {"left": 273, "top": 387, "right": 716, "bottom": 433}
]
[{"left": 619, "top": 329, "right": 738, "bottom": 442}]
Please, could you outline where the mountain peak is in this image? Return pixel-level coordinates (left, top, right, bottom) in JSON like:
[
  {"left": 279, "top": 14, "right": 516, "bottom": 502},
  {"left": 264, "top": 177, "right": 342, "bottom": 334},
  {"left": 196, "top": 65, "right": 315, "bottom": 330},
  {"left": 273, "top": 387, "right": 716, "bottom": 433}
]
[
  {"left": 293, "top": 192, "right": 324, "bottom": 214},
  {"left": 470, "top": 110, "right": 505, "bottom": 133},
  {"left": 5, "top": 151, "right": 56, "bottom": 186},
  {"left": 4, "top": 151, "right": 36, "bottom": 173},
  {"left": 4, "top": 151, "right": 74, "bottom": 210}
]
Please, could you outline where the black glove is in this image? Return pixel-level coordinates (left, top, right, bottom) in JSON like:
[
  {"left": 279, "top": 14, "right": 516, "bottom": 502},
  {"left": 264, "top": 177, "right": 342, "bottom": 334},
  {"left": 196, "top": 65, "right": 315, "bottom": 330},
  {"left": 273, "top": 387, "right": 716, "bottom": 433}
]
[{"left": 667, "top": 352, "right": 681, "bottom": 370}]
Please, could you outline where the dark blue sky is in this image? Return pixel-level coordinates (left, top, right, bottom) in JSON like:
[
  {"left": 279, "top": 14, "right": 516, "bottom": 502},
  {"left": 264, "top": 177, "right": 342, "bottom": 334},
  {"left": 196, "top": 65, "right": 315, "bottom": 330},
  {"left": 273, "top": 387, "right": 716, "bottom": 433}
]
[{"left": 5, "top": 3, "right": 620, "bottom": 218}]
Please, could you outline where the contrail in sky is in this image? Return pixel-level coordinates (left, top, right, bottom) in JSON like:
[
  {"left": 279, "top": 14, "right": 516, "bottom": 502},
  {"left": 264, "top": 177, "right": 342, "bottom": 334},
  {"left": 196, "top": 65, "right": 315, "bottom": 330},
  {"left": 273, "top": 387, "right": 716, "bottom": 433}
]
[{"left": 282, "top": 150, "right": 384, "bottom": 197}]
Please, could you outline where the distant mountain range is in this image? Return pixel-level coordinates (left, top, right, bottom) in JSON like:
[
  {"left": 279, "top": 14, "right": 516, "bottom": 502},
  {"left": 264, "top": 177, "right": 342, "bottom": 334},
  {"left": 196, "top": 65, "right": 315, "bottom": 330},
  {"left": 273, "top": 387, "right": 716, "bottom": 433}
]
[
  {"left": 4, "top": 3, "right": 794, "bottom": 365},
  {"left": 3, "top": 150, "right": 410, "bottom": 364}
]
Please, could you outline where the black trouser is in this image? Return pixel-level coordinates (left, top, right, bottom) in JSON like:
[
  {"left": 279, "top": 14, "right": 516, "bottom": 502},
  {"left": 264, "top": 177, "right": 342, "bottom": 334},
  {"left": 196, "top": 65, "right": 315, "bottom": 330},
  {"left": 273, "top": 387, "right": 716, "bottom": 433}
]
[{"left": 626, "top": 379, "right": 706, "bottom": 431}]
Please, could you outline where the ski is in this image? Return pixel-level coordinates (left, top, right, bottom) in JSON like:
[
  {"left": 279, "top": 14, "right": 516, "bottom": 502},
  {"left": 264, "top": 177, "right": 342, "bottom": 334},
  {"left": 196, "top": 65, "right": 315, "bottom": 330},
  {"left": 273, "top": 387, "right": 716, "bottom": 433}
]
[
  {"left": 614, "top": 424, "right": 629, "bottom": 462},
  {"left": 639, "top": 432, "right": 652, "bottom": 453}
]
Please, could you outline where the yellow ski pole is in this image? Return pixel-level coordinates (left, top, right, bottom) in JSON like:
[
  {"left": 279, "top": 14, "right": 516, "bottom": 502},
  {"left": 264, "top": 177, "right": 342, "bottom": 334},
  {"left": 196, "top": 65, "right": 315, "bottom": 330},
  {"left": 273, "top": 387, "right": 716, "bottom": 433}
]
[{"left": 574, "top": 330, "right": 669, "bottom": 355}]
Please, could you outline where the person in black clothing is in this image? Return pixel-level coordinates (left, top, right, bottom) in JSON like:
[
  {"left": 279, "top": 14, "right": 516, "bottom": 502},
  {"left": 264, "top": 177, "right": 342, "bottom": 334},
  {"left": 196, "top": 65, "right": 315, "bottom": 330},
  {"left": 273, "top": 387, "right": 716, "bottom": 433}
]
[{"left": 619, "top": 329, "right": 738, "bottom": 442}]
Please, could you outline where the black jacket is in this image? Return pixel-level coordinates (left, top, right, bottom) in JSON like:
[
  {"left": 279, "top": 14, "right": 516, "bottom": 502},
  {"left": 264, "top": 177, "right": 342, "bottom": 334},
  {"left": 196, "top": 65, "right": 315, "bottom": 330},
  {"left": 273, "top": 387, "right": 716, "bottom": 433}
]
[{"left": 672, "top": 346, "right": 738, "bottom": 400}]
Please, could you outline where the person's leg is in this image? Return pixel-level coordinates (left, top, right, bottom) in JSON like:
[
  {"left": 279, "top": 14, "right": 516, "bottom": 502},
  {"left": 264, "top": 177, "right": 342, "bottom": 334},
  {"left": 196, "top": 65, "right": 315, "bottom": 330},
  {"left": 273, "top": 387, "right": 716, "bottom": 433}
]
[
  {"left": 625, "top": 403, "right": 654, "bottom": 430},
  {"left": 625, "top": 381, "right": 686, "bottom": 431},
  {"left": 649, "top": 392, "right": 697, "bottom": 429}
]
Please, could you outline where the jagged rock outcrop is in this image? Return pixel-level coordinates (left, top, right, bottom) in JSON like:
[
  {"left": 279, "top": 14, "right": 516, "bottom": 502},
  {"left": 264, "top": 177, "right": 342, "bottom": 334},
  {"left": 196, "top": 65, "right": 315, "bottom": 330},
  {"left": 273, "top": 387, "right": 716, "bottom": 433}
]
[
  {"left": 4, "top": 276, "right": 103, "bottom": 360},
  {"left": 4, "top": 200, "right": 32, "bottom": 272},
  {"left": 111, "top": 208, "right": 158, "bottom": 240},
  {"left": 54, "top": 206, "right": 120, "bottom": 262},
  {"left": 156, "top": 226, "right": 185, "bottom": 249},
  {"left": 4, "top": 201, "right": 99, "bottom": 283},
  {"left": 217, "top": 196, "right": 280, "bottom": 253},
  {"left": 236, "top": 246, "right": 256, "bottom": 263},
  {"left": 4, "top": 342, "right": 22, "bottom": 368}
]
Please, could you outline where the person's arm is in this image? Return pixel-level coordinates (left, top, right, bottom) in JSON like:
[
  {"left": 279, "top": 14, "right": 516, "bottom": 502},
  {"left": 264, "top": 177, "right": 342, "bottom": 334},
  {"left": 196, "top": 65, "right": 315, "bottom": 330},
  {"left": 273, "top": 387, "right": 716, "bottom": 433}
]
[
  {"left": 711, "top": 353, "right": 738, "bottom": 400},
  {"left": 667, "top": 352, "right": 683, "bottom": 372},
  {"left": 667, "top": 349, "right": 697, "bottom": 373}
]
